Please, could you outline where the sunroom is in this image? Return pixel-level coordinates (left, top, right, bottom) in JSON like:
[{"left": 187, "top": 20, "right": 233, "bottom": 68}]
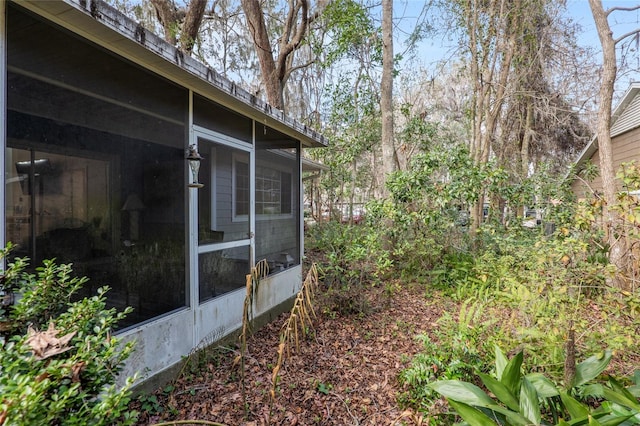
[{"left": 0, "top": 0, "right": 326, "bottom": 383}]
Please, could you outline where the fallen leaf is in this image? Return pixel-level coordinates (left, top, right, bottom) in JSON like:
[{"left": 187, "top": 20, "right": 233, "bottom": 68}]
[{"left": 25, "top": 322, "right": 76, "bottom": 360}]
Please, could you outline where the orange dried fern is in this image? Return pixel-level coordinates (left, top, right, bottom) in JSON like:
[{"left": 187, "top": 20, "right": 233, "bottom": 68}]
[{"left": 270, "top": 264, "right": 319, "bottom": 404}]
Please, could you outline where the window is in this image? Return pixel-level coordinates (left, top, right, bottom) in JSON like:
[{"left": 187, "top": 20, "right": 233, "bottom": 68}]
[
  {"left": 234, "top": 160, "right": 292, "bottom": 217},
  {"left": 234, "top": 161, "right": 249, "bottom": 216},
  {"left": 253, "top": 145, "right": 300, "bottom": 273}
]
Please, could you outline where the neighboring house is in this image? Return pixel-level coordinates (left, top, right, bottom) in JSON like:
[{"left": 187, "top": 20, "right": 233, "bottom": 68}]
[
  {"left": 0, "top": 0, "right": 326, "bottom": 385},
  {"left": 571, "top": 82, "right": 640, "bottom": 199}
]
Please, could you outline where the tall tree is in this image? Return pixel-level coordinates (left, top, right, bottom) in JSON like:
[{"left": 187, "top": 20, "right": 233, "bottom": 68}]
[
  {"left": 241, "top": 0, "right": 325, "bottom": 111},
  {"left": 442, "top": 0, "right": 593, "bottom": 226},
  {"left": 449, "top": 0, "right": 520, "bottom": 228},
  {"left": 149, "top": 0, "right": 208, "bottom": 54},
  {"left": 588, "top": 0, "right": 640, "bottom": 289},
  {"left": 380, "top": 0, "right": 397, "bottom": 197},
  {"left": 495, "top": 1, "right": 591, "bottom": 217}
]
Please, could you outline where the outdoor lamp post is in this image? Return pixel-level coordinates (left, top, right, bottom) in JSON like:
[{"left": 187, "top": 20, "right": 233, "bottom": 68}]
[{"left": 186, "top": 145, "right": 204, "bottom": 188}]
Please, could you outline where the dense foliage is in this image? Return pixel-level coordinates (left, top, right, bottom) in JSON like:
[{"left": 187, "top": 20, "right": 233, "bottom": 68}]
[
  {"left": 430, "top": 347, "right": 640, "bottom": 425},
  {"left": 0, "top": 246, "right": 137, "bottom": 425},
  {"left": 306, "top": 153, "right": 640, "bottom": 424}
]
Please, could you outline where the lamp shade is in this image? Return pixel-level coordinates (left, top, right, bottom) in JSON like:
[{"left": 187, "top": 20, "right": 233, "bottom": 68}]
[{"left": 122, "top": 193, "right": 145, "bottom": 211}]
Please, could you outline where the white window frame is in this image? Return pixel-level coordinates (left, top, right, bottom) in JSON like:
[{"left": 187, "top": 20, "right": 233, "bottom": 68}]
[
  {"left": 192, "top": 126, "right": 252, "bottom": 254},
  {"left": 232, "top": 154, "right": 294, "bottom": 222}
]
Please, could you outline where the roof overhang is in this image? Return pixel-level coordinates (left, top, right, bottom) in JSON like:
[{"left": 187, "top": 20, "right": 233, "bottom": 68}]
[
  {"left": 11, "top": 0, "right": 328, "bottom": 148},
  {"left": 570, "top": 82, "right": 640, "bottom": 176},
  {"left": 302, "top": 157, "right": 328, "bottom": 173}
]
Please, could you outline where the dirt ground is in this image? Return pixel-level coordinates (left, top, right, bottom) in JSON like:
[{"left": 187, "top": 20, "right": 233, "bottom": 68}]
[{"left": 132, "top": 283, "right": 447, "bottom": 426}]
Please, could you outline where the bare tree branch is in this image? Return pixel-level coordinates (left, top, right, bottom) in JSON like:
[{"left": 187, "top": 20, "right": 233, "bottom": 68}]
[
  {"left": 614, "top": 28, "right": 640, "bottom": 45},
  {"left": 606, "top": 4, "right": 640, "bottom": 16},
  {"left": 285, "top": 58, "right": 317, "bottom": 80}
]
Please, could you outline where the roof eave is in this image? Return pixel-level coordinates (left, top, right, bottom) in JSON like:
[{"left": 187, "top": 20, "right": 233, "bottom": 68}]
[
  {"left": 12, "top": 0, "right": 328, "bottom": 148},
  {"left": 569, "top": 82, "right": 640, "bottom": 177}
]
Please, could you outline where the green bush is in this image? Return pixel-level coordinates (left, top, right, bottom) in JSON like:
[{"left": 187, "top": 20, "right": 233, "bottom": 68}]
[
  {"left": 399, "top": 301, "right": 495, "bottom": 414},
  {"left": 467, "top": 228, "right": 633, "bottom": 382},
  {"left": 430, "top": 346, "right": 640, "bottom": 425},
  {"left": 0, "top": 245, "right": 137, "bottom": 425}
]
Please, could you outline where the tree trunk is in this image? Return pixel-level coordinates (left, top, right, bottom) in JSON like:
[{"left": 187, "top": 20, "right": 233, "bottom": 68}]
[
  {"left": 589, "top": 0, "right": 626, "bottom": 288},
  {"left": 150, "top": 0, "right": 179, "bottom": 46},
  {"left": 181, "top": 0, "right": 207, "bottom": 54},
  {"left": 241, "top": 0, "right": 317, "bottom": 112},
  {"left": 149, "top": 0, "right": 207, "bottom": 55},
  {"left": 241, "top": 0, "right": 282, "bottom": 109},
  {"left": 380, "top": 0, "right": 396, "bottom": 197},
  {"left": 520, "top": 102, "right": 533, "bottom": 218}
]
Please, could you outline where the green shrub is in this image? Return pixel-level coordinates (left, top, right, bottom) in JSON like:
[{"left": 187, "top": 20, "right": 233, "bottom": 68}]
[
  {"left": 399, "top": 301, "right": 495, "bottom": 414},
  {"left": 430, "top": 346, "right": 640, "bottom": 425},
  {"left": 0, "top": 245, "right": 137, "bottom": 425},
  {"left": 306, "top": 217, "right": 395, "bottom": 315}
]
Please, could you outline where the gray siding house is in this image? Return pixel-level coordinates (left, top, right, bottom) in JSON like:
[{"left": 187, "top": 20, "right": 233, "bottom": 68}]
[
  {"left": 572, "top": 82, "right": 640, "bottom": 198},
  {"left": 0, "top": 0, "right": 326, "bottom": 384}
]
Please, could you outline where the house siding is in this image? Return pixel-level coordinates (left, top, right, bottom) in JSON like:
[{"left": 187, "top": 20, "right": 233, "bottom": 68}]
[
  {"left": 612, "top": 90, "right": 640, "bottom": 137},
  {"left": 572, "top": 126, "right": 640, "bottom": 198}
]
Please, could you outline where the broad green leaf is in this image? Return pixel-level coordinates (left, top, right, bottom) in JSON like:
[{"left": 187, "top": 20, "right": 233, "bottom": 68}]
[
  {"left": 479, "top": 373, "right": 519, "bottom": 412},
  {"left": 593, "top": 402, "right": 635, "bottom": 426},
  {"left": 495, "top": 345, "right": 508, "bottom": 380},
  {"left": 447, "top": 399, "right": 498, "bottom": 426},
  {"left": 602, "top": 388, "right": 640, "bottom": 411},
  {"left": 583, "top": 384, "right": 605, "bottom": 399},
  {"left": 574, "top": 351, "right": 612, "bottom": 388},
  {"left": 561, "top": 391, "right": 590, "bottom": 419},
  {"left": 429, "top": 381, "right": 495, "bottom": 407},
  {"left": 597, "top": 416, "right": 635, "bottom": 426},
  {"left": 519, "top": 377, "right": 541, "bottom": 426},
  {"left": 502, "top": 412, "right": 534, "bottom": 426},
  {"left": 484, "top": 404, "right": 531, "bottom": 426},
  {"left": 527, "top": 372, "right": 560, "bottom": 398},
  {"left": 628, "top": 385, "right": 640, "bottom": 398},
  {"left": 565, "top": 417, "right": 590, "bottom": 426},
  {"left": 605, "top": 377, "right": 640, "bottom": 410},
  {"left": 501, "top": 351, "right": 523, "bottom": 396},
  {"left": 588, "top": 415, "right": 603, "bottom": 426}
]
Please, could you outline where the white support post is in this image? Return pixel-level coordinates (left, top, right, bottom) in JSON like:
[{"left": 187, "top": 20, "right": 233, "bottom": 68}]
[
  {"left": 0, "top": 0, "right": 7, "bottom": 252},
  {"left": 249, "top": 120, "right": 256, "bottom": 267},
  {"left": 187, "top": 90, "right": 199, "bottom": 348}
]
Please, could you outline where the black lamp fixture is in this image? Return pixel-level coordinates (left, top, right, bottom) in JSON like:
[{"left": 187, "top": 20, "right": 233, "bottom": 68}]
[{"left": 186, "top": 145, "right": 204, "bottom": 188}]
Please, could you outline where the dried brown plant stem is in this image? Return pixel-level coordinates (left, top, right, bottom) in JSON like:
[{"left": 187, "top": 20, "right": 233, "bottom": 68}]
[
  {"left": 238, "top": 259, "right": 270, "bottom": 419},
  {"left": 269, "top": 264, "right": 319, "bottom": 420}
]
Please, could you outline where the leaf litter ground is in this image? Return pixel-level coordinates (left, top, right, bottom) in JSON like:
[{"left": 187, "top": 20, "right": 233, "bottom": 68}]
[{"left": 132, "top": 283, "right": 444, "bottom": 425}]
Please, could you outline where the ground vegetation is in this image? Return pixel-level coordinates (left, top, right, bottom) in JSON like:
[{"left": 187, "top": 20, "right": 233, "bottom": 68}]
[
  {"left": 129, "top": 160, "right": 640, "bottom": 423},
  {"left": 0, "top": 246, "right": 137, "bottom": 425}
]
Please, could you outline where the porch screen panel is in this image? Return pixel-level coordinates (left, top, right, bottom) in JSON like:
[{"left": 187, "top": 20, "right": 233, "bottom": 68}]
[
  {"left": 5, "top": 4, "right": 188, "bottom": 329},
  {"left": 197, "top": 137, "right": 250, "bottom": 302},
  {"left": 255, "top": 127, "right": 301, "bottom": 274},
  {"left": 199, "top": 247, "right": 250, "bottom": 301},
  {"left": 193, "top": 94, "right": 253, "bottom": 144},
  {"left": 197, "top": 140, "right": 250, "bottom": 245}
]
